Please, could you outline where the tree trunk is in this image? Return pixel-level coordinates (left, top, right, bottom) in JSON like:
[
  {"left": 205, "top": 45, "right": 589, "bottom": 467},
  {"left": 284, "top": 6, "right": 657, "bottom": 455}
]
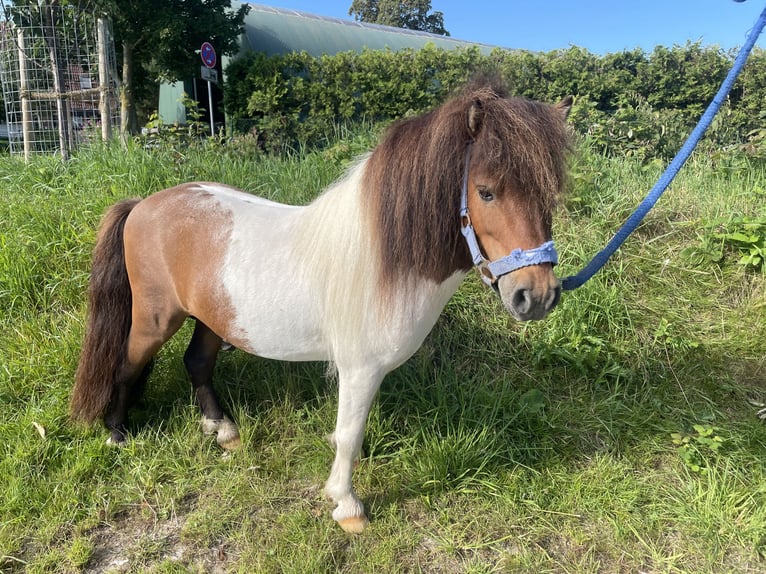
[{"left": 120, "top": 42, "right": 138, "bottom": 137}]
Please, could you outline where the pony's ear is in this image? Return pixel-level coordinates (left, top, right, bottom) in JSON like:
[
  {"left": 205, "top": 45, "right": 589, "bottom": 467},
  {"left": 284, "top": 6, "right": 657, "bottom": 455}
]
[
  {"left": 555, "top": 96, "right": 574, "bottom": 120},
  {"left": 468, "top": 99, "right": 484, "bottom": 138}
]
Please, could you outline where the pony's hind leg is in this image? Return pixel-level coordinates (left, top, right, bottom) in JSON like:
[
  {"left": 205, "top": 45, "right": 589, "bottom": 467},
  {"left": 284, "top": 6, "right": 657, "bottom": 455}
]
[
  {"left": 103, "top": 359, "right": 153, "bottom": 445},
  {"left": 184, "top": 319, "right": 241, "bottom": 450},
  {"left": 104, "top": 308, "right": 186, "bottom": 445}
]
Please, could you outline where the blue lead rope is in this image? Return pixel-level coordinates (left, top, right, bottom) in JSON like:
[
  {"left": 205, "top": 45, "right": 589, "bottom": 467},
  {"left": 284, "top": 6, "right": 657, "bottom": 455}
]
[{"left": 561, "top": 4, "right": 766, "bottom": 291}]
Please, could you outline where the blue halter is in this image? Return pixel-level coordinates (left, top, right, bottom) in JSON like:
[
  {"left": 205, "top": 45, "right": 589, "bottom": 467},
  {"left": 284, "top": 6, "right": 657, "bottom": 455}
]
[{"left": 459, "top": 145, "right": 559, "bottom": 287}]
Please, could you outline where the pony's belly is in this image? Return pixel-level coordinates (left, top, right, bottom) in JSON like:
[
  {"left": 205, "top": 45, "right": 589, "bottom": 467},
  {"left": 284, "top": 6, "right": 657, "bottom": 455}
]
[
  {"left": 218, "top": 268, "right": 329, "bottom": 362},
  {"left": 190, "top": 186, "right": 326, "bottom": 361},
  {"left": 227, "top": 306, "right": 328, "bottom": 362},
  {"left": 235, "top": 337, "right": 327, "bottom": 362}
]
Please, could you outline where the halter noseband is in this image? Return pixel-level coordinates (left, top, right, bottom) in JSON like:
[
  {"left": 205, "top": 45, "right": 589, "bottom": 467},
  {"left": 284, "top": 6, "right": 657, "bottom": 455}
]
[{"left": 459, "top": 144, "right": 559, "bottom": 287}]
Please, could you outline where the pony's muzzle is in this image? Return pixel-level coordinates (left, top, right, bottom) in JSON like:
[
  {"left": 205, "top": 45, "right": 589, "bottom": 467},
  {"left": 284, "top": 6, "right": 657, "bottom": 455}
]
[{"left": 497, "top": 269, "right": 561, "bottom": 321}]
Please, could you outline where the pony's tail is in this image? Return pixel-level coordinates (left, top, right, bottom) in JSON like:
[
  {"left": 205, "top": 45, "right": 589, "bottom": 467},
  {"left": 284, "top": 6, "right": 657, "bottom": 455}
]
[{"left": 70, "top": 198, "right": 140, "bottom": 423}]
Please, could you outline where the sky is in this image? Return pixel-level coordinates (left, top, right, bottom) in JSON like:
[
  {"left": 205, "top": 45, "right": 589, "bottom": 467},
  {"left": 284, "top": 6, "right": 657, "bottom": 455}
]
[{"left": 249, "top": 1, "right": 766, "bottom": 55}]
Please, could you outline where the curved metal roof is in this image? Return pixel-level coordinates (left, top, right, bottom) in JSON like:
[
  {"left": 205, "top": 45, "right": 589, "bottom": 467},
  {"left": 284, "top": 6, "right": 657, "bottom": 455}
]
[
  {"left": 160, "top": 3, "right": 497, "bottom": 124},
  {"left": 235, "top": 1, "right": 496, "bottom": 56}
]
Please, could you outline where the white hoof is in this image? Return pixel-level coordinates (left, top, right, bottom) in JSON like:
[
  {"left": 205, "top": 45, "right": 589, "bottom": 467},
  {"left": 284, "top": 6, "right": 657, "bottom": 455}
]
[
  {"left": 337, "top": 515, "right": 369, "bottom": 534},
  {"left": 329, "top": 494, "right": 368, "bottom": 533},
  {"left": 202, "top": 415, "right": 241, "bottom": 450}
]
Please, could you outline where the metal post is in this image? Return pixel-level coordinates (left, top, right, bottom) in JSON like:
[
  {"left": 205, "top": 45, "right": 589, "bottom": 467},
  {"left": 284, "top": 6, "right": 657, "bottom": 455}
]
[{"left": 207, "top": 79, "right": 214, "bottom": 136}]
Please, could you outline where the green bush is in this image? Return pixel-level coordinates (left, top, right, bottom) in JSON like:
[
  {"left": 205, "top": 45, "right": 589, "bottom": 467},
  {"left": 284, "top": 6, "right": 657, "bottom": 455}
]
[
  {"left": 223, "top": 45, "right": 485, "bottom": 153},
  {"left": 222, "top": 42, "right": 766, "bottom": 159}
]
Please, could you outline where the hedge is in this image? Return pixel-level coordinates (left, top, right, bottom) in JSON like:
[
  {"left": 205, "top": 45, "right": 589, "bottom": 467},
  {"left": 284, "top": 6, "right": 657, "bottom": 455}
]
[{"left": 223, "top": 42, "right": 766, "bottom": 159}]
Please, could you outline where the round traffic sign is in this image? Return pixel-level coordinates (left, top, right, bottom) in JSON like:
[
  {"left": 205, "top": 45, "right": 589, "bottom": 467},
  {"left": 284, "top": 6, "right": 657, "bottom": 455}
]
[{"left": 200, "top": 42, "right": 216, "bottom": 69}]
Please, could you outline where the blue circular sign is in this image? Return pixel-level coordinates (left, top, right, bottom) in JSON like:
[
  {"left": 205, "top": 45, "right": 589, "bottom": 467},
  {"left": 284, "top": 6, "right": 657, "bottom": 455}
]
[{"left": 200, "top": 42, "right": 216, "bottom": 69}]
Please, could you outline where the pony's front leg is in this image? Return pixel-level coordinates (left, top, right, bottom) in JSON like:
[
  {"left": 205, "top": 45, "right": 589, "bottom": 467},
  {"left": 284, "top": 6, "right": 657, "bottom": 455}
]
[{"left": 325, "top": 366, "right": 385, "bottom": 533}]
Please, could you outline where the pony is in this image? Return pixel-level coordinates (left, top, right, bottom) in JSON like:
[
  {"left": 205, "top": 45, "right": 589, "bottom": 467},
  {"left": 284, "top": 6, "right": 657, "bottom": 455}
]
[{"left": 70, "top": 78, "right": 572, "bottom": 533}]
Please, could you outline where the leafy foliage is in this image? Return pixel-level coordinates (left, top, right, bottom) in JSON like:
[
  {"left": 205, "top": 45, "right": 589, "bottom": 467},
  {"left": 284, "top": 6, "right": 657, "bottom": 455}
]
[
  {"left": 349, "top": 0, "right": 448, "bottom": 35},
  {"left": 223, "top": 42, "right": 766, "bottom": 160},
  {"left": 684, "top": 214, "right": 766, "bottom": 270},
  {"left": 671, "top": 425, "right": 727, "bottom": 473},
  {"left": 140, "top": 94, "right": 219, "bottom": 150},
  {"left": 223, "top": 45, "right": 485, "bottom": 153}
]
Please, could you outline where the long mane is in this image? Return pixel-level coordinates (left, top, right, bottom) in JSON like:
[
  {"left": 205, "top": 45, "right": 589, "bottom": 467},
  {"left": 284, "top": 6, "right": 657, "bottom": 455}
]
[{"left": 362, "top": 77, "right": 572, "bottom": 295}]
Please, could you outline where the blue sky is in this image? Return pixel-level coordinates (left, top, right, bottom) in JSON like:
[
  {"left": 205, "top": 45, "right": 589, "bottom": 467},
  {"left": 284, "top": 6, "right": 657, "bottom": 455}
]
[{"left": 251, "top": 1, "right": 766, "bottom": 54}]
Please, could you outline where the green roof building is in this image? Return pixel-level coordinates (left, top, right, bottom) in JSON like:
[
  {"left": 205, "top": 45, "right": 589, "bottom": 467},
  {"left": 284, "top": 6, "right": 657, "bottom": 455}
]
[{"left": 159, "top": 1, "right": 495, "bottom": 126}]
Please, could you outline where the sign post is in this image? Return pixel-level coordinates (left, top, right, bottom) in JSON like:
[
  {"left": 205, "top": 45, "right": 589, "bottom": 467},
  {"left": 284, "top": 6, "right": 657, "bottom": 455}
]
[{"left": 199, "top": 41, "right": 217, "bottom": 136}]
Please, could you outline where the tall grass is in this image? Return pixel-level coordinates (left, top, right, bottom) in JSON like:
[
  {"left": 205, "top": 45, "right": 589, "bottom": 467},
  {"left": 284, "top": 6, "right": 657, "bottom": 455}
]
[{"left": 0, "top": 135, "right": 764, "bottom": 573}]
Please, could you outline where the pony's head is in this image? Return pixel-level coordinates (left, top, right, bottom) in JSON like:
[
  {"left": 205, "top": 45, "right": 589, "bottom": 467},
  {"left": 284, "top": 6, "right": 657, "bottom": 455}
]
[
  {"left": 462, "top": 87, "right": 572, "bottom": 320},
  {"left": 364, "top": 77, "right": 572, "bottom": 321}
]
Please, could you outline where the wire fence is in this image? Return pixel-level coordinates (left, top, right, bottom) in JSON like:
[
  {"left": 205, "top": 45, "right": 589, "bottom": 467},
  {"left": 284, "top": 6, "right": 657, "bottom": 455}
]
[{"left": 0, "top": 4, "right": 119, "bottom": 159}]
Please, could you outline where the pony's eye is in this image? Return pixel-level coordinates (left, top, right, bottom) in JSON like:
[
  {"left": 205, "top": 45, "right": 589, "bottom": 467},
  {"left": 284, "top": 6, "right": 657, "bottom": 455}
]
[{"left": 477, "top": 186, "right": 494, "bottom": 202}]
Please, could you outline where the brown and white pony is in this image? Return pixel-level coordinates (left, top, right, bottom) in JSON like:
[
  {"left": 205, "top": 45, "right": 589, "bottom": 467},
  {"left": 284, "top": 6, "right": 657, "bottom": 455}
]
[{"left": 70, "top": 79, "right": 572, "bottom": 533}]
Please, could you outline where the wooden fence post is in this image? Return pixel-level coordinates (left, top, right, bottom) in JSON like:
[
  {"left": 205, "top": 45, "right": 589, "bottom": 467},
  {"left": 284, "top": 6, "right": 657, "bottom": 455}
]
[
  {"left": 17, "top": 28, "right": 32, "bottom": 161},
  {"left": 97, "top": 17, "right": 112, "bottom": 142}
]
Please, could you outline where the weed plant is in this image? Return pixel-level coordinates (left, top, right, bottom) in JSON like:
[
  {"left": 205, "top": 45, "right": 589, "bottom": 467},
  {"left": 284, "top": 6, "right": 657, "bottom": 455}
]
[{"left": 0, "top": 133, "right": 764, "bottom": 573}]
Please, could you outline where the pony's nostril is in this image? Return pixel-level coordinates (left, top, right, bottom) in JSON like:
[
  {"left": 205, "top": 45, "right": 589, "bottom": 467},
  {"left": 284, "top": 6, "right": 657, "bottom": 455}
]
[{"left": 512, "top": 288, "right": 532, "bottom": 315}]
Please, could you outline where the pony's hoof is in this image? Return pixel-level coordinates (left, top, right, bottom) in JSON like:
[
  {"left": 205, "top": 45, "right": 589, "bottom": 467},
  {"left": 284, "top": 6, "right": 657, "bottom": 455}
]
[
  {"left": 202, "top": 415, "right": 241, "bottom": 450},
  {"left": 218, "top": 433, "right": 241, "bottom": 451},
  {"left": 216, "top": 417, "right": 241, "bottom": 450},
  {"left": 337, "top": 515, "right": 369, "bottom": 534},
  {"left": 105, "top": 426, "right": 128, "bottom": 446}
]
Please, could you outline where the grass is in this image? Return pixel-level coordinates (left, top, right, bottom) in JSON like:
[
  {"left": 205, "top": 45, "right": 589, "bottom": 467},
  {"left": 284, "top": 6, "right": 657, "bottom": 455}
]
[{"left": 0, "top": 133, "right": 765, "bottom": 573}]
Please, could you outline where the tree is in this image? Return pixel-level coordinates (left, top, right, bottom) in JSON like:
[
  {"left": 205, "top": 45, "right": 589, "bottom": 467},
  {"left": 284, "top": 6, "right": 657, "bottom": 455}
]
[
  {"left": 349, "top": 0, "right": 449, "bottom": 36},
  {"left": 92, "top": 0, "right": 248, "bottom": 135}
]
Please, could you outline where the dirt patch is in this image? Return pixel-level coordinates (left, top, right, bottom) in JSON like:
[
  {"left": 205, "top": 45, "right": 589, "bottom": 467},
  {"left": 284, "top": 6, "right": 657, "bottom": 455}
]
[{"left": 85, "top": 501, "right": 231, "bottom": 573}]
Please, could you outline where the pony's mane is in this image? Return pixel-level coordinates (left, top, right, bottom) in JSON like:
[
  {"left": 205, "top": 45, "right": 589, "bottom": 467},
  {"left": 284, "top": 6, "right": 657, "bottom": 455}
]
[{"left": 362, "top": 77, "right": 572, "bottom": 294}]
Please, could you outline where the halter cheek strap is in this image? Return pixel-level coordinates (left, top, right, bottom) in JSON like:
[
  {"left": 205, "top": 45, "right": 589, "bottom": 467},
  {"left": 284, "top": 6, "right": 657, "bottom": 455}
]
[{"left": 460, "top": 145, "right": 559, "bottom": 287}]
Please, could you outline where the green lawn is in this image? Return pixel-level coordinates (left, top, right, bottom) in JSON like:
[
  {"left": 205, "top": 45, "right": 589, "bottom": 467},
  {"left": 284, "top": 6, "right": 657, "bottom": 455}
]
[{"left": 1, "top": 136, "right": 764, "bottom": 573}]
